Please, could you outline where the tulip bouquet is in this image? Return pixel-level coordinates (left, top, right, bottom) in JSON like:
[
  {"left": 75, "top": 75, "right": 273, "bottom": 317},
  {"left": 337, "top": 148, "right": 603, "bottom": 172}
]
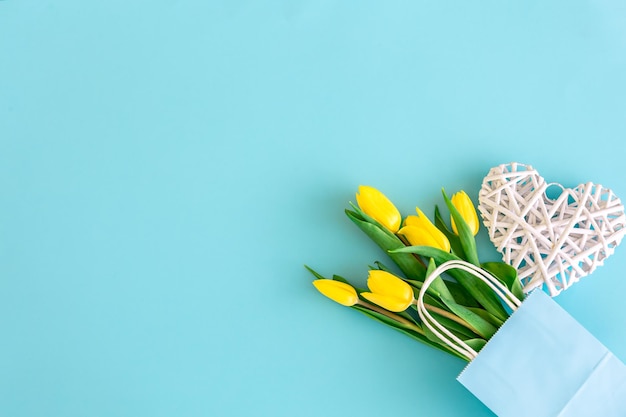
[
  {"left": 307, "top": 186, "right": 525, "bottom": 361},
  {"left": 308, "top": 177, "right": 626, "bottom": 417}
]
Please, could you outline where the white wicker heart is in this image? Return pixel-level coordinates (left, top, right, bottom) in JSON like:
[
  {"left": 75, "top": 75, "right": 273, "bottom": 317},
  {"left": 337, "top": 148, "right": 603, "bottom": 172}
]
[{"left": 478, "top": 162, "right": 626, "bottom": 296}]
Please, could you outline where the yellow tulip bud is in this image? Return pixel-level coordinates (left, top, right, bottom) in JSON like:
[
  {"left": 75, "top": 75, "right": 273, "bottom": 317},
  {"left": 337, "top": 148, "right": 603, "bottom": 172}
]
[
  {"left": 450, "top": 191, "right": 480, "bottom": 236},
  {"left": 398, "top": 208, "right": 451, "bottom": 252},
  {"left": 313, "top": 279, "right": 359, "bottom": 306},
  {"left": 360, "top": 270, "right": 414, "bottom": 312},
  {"left": 356, "top": 185, "right": 402, "bottom": 233}
]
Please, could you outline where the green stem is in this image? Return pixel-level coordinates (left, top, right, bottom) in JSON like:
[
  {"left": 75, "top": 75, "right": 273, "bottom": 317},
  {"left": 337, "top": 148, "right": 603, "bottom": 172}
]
[
  {"left": 358, "top": 300, "right": 424, "bottom": 335},
  {"left": 417, "top": 301, "right": 475, "bottom": 333}
]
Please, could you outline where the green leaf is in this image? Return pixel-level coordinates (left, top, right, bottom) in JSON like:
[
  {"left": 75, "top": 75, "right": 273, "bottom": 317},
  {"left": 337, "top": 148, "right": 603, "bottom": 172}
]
[
  {"left": 421, "top": 258, "right": 455, "bottom": 303},
  {"left": 421, "top": 260, "right": 488, "bottom": 340},
  {"left": 425, "top": 257, "right": 437, "bottom": 276},
  {"left": 391, "top": 246, "right": 508, "bottom": 321},
  {"left": 434, "top": 205, "right": 466, "bottom": 259},
  {"left": 351, "top": 305, "right": 467, "bottom": 361},
  {"left": 422, "top": 323, "right": 484, "bottom": 358},
  {"left": 304, "top": 265, "right": 327, "bottom": 280},
  {"left": 439, "top": 298, "right": 497, "bottom": 339},
  {"left": 405, "top": 279, "right": 423, "bottom": 291},
  {"left": 348, "top": 202, "right": 399, "bottom": 242},
  {"left": 428, "top": 311, "right": 481, "bottom": 340},
  {"left": 395, "top": 309, "right": 419, "bottom": 324},
  {"left": 345, "top": 209, "right": 427, "bottom": 280},
  {"left": 373, "top": 261, "right": 393, "bottom": 272},
  {"left": 481, "top": 262, "right": 525, "bottom": 301},
  {"left": 467, "top": 307, "right": 504, "bottom": 327},
  {"left": 444, "top": 281, "right": 480, "bottom": 308},
  {"left": 422, "top": 321, "right": 444, "bottom": 344},
  {"left": 464, "top": 338, "right": 487, "bottom": 352},
  {"left": 422, "top": 322, "right": 473, "bottom": 359},
  {"left": 330, "top": 274, "right": 349, "bottom": 283},
  {"left": 442, "top": 189, "right": 479, "bottom": 265}
]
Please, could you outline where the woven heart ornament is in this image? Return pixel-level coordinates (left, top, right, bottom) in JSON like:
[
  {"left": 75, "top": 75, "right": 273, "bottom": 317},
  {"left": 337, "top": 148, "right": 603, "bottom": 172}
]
[{"left": 478, "top": 163, "right": 626, "bottom": 296}]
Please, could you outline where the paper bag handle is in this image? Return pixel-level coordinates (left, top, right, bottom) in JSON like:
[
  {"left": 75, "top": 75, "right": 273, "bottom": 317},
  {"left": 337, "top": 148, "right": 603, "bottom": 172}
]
[{"left": 417, "top": 260, "right": 523, "bottom": 361}]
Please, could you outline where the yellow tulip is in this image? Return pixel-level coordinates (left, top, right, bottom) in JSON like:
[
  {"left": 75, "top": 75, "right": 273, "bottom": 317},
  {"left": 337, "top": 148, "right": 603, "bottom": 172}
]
[
  {"left": 356, "top": 185, "right": 402, "bottom": 233},
  {"left": 313, "top": 279, "right": 359, "bottom": 306},
  {"left": 451, "top": 191, "right": 480, "bottom": 236},
  {"left": 361, "top": 270, "right": 414, "bottom": 312},
  {"left": 398, "top": 208, "right": 451, "bottom": 252}
]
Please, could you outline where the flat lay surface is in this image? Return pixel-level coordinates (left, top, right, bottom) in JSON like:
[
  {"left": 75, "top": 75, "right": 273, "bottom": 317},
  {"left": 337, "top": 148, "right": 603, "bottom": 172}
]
[{"left": 2, "top": 1, "right": 626, "bottom": 416}]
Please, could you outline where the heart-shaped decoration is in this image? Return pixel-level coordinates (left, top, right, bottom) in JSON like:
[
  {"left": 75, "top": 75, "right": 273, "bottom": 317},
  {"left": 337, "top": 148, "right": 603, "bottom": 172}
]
[{"left": 478, "top": 163, "right": 626, "bottom": 296}]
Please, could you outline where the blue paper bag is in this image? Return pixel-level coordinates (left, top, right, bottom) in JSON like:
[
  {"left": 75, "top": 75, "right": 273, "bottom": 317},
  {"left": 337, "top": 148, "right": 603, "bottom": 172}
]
[{"left": 457, "top": 290, "right": 626, "bottom": 417}]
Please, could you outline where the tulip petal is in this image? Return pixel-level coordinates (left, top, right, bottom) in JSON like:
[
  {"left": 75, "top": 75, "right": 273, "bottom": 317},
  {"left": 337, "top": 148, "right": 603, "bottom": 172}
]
[
  {"left": 313, "top": 279, "right": 359, "bottom": 306},
  {"left": 356, "top": 185, "right": 402, "bottom": 233},
  {"left": 367, "top": 270, "right": 413, "bottom": 299},
  {"left": 364, "top": 270, "right": 414, "bottom": 312},
  {"left": 397, "top": 208, "right": 451, "bottom": 253},
  {"left": 403, "top": 215, "right": 420, "bottom": 227},
  {"left": 450, "top": 191, "right": 480, "bottom": 236},
  {"left": 398, "top": 225, "right": 438, "bottom": 247}
]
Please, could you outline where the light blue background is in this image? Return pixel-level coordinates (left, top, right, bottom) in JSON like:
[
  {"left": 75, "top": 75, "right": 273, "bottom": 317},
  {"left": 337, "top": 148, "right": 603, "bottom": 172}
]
[{"left": 2, "top": 1, "right": 626, "bottom": 416}]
